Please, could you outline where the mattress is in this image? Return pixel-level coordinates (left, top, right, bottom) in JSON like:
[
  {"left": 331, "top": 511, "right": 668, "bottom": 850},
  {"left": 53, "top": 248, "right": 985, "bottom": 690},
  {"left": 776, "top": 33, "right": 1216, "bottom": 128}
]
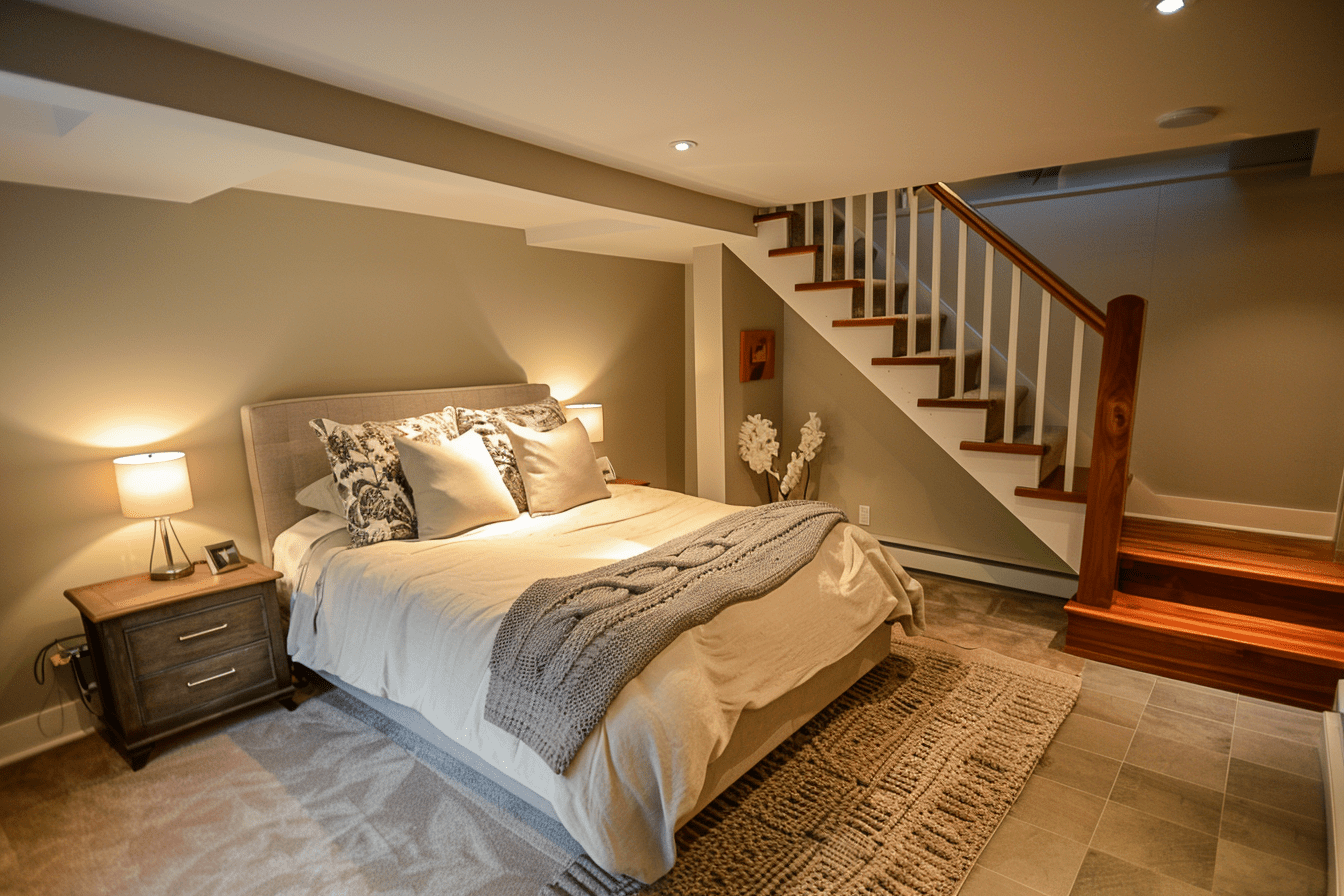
[{"left": 277, "top": 484, "right": 923, "bottom": 881}]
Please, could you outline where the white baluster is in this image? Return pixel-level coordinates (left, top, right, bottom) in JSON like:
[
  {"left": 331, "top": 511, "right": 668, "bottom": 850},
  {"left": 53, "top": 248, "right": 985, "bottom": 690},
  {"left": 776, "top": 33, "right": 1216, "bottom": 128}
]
[
  {"left": 955, "top": 221, "right": 968, "bottom": 397},
  {"left": 981, "top": 246, "right": 994, "bottom": 402},
  {"left": 1005, "top": 267, "right": 1022, "bottom": 444},
  {"left": 864, "top": 193, "right": 874, "bottom": 319},
  {"left": 907, "top": 187, "right": 918, "bottom": 358},
  {"left": 885, "top": 189, "right": 896, "bottom": 319},
  {"left": 844, "top": 196, "right": 855, "bottom": 283},
  {"left": 1034, "top": 288, "right": 1051, "bottom": 446},
  {"left": 931, "top": 199, "right": 943, "bottom": 356},
  {"left": 823, "top": 198, "right": 834, "bottom": 283},
  {"left": 805, "top": 201, "right": 815, "bottom": 249},
  {"left": 1065, "top": 316, "right": 1084, "bottom": 493}
]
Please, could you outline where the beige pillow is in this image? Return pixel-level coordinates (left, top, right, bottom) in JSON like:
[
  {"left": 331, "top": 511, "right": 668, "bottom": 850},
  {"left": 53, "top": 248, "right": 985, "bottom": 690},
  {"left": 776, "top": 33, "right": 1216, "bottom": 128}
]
[
  {"left": 295, "top": 475, "right": 345, "bottom": 517},
  {"left": 395, "top": 431, "right": 520, "bottom": 539},
  {"left": 502, "top": 418, "right": 610, "bottom": 516}
]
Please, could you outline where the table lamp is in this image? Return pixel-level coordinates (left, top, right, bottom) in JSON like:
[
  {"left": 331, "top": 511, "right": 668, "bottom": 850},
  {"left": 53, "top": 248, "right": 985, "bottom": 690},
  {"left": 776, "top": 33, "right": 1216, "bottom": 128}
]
[
  {"left": 564, "top": 403, "right": 604, "bottom": 443},
  {"left": 113, "top": 451, "right": 195, "bottom": 580}
]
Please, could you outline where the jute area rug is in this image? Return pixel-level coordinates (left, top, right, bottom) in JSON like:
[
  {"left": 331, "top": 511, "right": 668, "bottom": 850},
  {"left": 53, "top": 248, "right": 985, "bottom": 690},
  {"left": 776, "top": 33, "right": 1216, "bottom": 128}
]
[{"left": 547, "top": 638, "right": 1080, "bottom": 896}]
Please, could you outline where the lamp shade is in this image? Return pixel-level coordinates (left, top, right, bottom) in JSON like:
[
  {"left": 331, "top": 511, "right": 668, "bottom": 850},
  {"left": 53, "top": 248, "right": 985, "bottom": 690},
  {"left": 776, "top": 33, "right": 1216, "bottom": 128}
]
[
  {"left": 564, "top": 404, "right": 604, "bottom": 443},
  {"left": 113, "top": 452, "right": 194, "bottom": 518}
]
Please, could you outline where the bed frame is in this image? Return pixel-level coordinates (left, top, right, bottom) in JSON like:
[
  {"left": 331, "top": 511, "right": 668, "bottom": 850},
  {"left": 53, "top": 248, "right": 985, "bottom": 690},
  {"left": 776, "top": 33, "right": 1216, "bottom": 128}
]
[{"left": 239, "top": 383, "right": 892, "bottom": 830}]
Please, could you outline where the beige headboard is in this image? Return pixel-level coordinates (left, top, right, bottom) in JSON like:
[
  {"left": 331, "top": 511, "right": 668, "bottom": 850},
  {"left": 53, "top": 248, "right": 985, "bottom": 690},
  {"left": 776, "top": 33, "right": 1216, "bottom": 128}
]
[{"left": 240, "top": 383, "right": 552, "bottom": 566}]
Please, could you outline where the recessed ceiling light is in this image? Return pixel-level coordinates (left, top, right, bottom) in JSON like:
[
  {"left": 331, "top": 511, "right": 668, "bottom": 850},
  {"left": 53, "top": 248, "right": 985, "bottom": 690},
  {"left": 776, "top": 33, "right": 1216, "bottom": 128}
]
[
  {"left": 1155, "top": 0, "right": 1185, "bottom": 14},
  {"left": 670, "top": 140, "right": 697, "bottom": 152},
  {"left": 1156, "top": 106, "right": 1219, "bottom": 129}
]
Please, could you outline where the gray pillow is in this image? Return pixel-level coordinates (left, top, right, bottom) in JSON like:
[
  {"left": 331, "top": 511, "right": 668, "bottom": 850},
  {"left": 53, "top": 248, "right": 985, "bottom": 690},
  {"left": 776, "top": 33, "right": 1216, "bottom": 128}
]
[
  {"left": 395, "top": 431, "right": 520, "bottom": 538},
  {"left": 295, "top": 475, "right": 345, "bottom": 517},
  {"left": 503, "top": 418, "right": 610, "bottom": 516}
]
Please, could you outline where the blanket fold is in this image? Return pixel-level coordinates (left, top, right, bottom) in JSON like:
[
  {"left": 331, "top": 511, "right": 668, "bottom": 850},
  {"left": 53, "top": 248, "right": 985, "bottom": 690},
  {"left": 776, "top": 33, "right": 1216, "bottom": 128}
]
[{"left": 485, "top": 501, "right": 846, "bottom": 773}]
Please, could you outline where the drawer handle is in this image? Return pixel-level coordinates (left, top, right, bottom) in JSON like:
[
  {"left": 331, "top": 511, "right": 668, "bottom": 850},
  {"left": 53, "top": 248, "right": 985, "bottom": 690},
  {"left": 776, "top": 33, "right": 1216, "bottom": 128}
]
[
  {"left": 179, "top": 623, "right": 228, "bottom": 642},
  {"left": 186, "top": 668, "right": 236, "bottom": 688}
]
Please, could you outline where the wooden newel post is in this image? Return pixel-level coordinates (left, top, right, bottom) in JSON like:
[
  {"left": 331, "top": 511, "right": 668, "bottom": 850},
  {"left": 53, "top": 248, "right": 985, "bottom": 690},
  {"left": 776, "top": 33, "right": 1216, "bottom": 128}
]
[{"left": 1076, "top": 294, "right": 1147, "bottom": 607}]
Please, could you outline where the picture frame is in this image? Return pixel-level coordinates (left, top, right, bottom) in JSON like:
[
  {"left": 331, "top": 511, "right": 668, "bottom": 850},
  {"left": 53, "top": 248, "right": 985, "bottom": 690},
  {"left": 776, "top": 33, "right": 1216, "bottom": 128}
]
[
  {"left": 204, "top": 540, "right": 246, "bottom": 575},
  {"left": 739, "top": 329, "right": 776, "bottom": 382}
]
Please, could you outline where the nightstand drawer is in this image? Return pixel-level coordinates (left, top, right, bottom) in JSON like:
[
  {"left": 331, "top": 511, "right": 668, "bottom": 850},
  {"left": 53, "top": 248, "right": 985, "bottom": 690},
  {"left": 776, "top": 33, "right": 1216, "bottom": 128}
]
[
  {"left": 125, "top": 592, "right": 269, "bottom": 678},
  {"left": 137, "top": 640, "right": 276, "bottom": 725}
]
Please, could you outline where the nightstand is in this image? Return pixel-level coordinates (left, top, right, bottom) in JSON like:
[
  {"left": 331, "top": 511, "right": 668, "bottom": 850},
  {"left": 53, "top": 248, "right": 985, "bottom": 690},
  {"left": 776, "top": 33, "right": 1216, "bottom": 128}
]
[
  {"left": 65, "top": 561, "right": 295, "bottom": 770},
  {"left": 610, "top": 478, "right": 651, "bottom": 486}
]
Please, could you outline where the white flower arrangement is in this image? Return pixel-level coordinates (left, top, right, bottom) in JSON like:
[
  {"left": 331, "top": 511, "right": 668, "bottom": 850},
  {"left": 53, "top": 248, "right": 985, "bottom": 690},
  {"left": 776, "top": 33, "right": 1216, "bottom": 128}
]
[{"left": 737, "top": 412, "right": 826, "bottom": 502}]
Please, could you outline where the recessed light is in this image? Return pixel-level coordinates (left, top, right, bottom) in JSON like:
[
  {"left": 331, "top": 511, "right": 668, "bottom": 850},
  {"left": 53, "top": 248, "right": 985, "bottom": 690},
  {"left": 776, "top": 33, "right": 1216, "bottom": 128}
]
[
  {"left": 1155, "top": 0, "right": 1184, "bottom": 14},
  {"left": 1156, "top": 106, "right": 1219, "bottom": 128},
  {"left": 670, "top": 140, "right": 697, "bottom": 152}
]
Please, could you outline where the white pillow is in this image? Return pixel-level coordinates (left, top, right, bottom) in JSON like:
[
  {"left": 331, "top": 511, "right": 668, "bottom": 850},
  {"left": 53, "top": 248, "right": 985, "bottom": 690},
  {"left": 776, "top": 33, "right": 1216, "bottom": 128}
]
[
  {"left": 395, "top": 430, "right": 520, "bottom": 539},
  {"left": 502, "top": 418, "right": 610, "bottom": 516},
  {"left": 295, "top": 475, "right": 346, "bottom": 517}
]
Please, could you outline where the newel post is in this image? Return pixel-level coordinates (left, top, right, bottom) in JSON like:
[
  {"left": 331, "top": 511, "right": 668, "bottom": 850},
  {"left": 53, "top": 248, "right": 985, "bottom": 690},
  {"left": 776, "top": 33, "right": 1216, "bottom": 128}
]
[{"left": 1076, "top": 295, "right": 1147, "bottom": 607}]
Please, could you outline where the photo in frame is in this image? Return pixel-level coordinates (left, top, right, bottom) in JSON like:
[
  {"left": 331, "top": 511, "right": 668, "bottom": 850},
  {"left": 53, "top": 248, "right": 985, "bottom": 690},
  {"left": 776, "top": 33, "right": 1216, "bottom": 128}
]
[
  {"left": 204, "top": 540, "right": 246, "bottom": 575},
  {"left": 739, "top": 329, "right": 776, "bottom": 382}
]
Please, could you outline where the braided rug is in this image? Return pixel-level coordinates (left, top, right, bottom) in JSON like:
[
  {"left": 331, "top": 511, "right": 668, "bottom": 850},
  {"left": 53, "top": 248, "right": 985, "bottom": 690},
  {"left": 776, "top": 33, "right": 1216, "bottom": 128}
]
[{"left": 545, "top": 639, "right": 1080, "bottom": 896}]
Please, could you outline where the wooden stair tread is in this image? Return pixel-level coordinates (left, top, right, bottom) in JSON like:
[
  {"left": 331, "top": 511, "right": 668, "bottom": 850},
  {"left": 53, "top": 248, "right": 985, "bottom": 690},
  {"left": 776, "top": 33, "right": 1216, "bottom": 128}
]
[
  {"left": 1120, "top": 517, "right": 1344, "bottom": 594},
  {"left": 961, "top": 424, "right": 1067, "bottom": 456},
  {"left": 1016, "top": 465, "right": 1089, "bottom": 503},
  {"left": 1066, "top": 591, "right": 1344, "bottom": 666},
  {"left": 918, "top": 385, "right": 1028, "bottom": 409},
  {"left": 769, "top": 245, "right": 820, "bottom": 258},
  {"left": 833, "top": 313, "right": 927, "bottom": 328},
  {"left": 797, "top": 279, "right": 866, "bottom": 291},
  {"left": 753, "top": 211, "right": 794, "bottom": 224}
]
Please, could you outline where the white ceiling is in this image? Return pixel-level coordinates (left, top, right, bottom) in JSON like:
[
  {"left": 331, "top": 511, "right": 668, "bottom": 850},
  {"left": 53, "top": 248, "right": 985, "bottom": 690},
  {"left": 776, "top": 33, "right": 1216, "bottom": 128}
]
[{"left": 4, "top": 0, "right": 1343, "bottom": 259}]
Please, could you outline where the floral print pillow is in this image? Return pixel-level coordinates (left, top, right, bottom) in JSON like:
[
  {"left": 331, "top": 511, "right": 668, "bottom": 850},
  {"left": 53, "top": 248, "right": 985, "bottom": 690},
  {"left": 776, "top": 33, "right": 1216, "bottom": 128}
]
[
  {"left": 309, "top": 410, "right": 459, "bottom": 547},
  {"left": 455, "top": 398, "right": 567, "bottom": 512}
]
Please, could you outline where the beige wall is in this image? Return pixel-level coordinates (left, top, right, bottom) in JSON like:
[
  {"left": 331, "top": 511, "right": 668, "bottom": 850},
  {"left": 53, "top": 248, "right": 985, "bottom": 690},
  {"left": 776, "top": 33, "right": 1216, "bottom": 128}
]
[
  {"left": 975, "top": 169, "right": 1344, "bottom": 514},
  {"left": 720, "top": 249, "right": 783, "bottom": 507},
  {"left": 0, "top": 181, "right": 685, "bottom": 736}
]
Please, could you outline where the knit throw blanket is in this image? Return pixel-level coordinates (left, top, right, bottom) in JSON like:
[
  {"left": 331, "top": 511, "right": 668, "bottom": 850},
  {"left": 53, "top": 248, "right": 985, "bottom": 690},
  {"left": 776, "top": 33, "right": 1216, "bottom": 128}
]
[{"left": 485, "top": 501, "right": 847, "bottom": 773}]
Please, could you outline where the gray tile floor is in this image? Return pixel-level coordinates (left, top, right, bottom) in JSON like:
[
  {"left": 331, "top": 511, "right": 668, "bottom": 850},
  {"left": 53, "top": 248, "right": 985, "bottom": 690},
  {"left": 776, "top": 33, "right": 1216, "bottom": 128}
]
[{"left": 911, "top": 569, "right": 1330, "bottom": 896}]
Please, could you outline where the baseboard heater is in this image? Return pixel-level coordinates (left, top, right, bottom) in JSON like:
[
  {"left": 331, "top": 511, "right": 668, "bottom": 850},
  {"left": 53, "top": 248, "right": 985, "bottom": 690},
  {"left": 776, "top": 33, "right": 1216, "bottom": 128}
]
[{"left": 1325, "top": 680, "right": 1343, "bottom": 896}]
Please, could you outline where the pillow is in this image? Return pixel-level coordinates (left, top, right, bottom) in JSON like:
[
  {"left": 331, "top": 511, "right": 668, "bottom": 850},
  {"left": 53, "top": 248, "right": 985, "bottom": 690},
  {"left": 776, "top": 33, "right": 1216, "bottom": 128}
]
[
  {"left": 394, "top": 431, "right": 520, "bottom": 539},
  {"left": 295, "top": 475, "right": 345, "bottom": 517},
  {"left": 308, "top": 409, "right": 459, "bottom": 546},
  {"left": 455, "top": 398, "right": 567, "bottom": 511},
  {"left": 503, "top": 418, "right": 611, "bottom": 515}
]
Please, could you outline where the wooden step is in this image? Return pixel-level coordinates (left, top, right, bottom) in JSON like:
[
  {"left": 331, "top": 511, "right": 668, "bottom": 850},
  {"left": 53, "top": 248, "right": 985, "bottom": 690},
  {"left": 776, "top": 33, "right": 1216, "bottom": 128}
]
[
  {"left": 1017, "top": 465, "right": 1089, "bottom": 503},
  {"left": 1065, "top": 591, "right": 1344, "bottom": 709},
  {"left": 872, "top": 349, "right": 982, "bottom": 399},
  {"left": 797, "top": 279, "right": 909, "bottom": 318},
  {"left": 1117, "top": 517, "right": 1344, "bottom": 631},
  {"left": 919, "top": 385, "right": 1028, "bottom": 443},
  {"left": 962, "top": 424, "right": 1067, "bottom": 483}
]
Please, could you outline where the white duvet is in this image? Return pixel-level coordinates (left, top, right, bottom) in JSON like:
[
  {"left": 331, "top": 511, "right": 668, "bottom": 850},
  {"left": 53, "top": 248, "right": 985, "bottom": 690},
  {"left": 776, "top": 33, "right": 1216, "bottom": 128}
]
[{"left": 278, "top": 485, "right": 923, "bottom": 882}]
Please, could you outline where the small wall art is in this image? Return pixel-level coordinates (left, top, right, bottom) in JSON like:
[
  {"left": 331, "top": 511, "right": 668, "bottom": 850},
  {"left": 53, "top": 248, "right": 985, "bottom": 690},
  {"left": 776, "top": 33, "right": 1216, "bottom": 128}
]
[{"left": 739, "top": 329, "right": 776, "bottom": 382}]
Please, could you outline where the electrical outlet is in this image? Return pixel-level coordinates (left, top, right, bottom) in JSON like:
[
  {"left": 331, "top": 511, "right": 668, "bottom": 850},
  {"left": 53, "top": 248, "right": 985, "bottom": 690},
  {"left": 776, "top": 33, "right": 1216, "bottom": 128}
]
[{"left": 858, "top": 504, "right": 870, "bottom": 526}]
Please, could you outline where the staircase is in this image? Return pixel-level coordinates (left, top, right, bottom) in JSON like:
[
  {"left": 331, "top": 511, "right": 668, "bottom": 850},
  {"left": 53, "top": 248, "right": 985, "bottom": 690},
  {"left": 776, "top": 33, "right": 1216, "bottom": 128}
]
[
  {"left": 729, "top": 185, "right": 1103, "bottom": 570},
  {"left": 1066, "top": 517, "right": 1344, "bottom": 710}
]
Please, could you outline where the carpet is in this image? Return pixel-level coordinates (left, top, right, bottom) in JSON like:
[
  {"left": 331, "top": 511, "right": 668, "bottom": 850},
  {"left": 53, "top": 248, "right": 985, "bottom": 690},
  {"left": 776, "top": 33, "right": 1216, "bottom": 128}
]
[{"left": 546, "top": 639, "right": 1080, "bottom": 896}]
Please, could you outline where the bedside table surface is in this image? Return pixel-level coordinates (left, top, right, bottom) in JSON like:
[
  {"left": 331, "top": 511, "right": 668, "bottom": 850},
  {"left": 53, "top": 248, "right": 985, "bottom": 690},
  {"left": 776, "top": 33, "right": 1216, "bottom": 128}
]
[{"left": 65, "top": 562, "right": 281, "bottom": 623}]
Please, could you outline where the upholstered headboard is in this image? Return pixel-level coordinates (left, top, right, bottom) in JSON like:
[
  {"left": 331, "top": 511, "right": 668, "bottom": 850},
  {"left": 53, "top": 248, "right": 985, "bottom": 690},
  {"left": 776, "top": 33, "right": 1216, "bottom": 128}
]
[{"left": 240, "top": 383, "right": 552, "bottom": 566}]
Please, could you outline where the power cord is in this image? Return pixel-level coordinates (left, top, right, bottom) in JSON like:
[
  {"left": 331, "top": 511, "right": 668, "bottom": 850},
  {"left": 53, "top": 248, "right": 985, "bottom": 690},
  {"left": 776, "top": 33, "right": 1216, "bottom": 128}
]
[{"left": 33, "top": 635, "right": 102, "bottom": 718}]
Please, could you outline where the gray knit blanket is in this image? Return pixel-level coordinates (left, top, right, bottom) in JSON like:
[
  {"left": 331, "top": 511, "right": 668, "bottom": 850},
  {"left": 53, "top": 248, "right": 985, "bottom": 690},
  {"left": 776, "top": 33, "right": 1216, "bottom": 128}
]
[{"left": 484, "top": 501, "right": 847, "bottom": 773}]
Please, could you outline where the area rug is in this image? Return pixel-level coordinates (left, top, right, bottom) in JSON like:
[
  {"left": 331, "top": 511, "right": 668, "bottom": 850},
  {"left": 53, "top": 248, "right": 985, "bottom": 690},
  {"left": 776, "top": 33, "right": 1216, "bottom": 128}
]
[{"left": 545, "top": 639, "right": 1080, "bottom": 896}]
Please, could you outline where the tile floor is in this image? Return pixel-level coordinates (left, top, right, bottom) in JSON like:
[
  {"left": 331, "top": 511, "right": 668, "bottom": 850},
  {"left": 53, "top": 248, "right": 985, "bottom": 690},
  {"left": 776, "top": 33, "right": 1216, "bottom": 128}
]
[{"left": 911, "top": 569, "right": 1331, "bottom": 896}]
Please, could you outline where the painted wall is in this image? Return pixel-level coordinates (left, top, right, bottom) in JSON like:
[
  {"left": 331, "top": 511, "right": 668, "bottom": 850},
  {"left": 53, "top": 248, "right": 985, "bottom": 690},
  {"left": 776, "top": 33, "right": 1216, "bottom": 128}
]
[
  {"left": 720, "top": 249, "right": 783, "bottom": 507},
  {"left": 975, "top": 168, "right": 1344, "bottom": 516},
  {"left": 0, "top": 181, "right": 685, "bottom": 742}
]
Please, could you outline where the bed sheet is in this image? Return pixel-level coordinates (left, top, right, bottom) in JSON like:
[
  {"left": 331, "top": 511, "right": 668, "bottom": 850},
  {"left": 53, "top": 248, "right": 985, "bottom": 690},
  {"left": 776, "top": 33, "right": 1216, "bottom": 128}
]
[{"left": 278, "top": 485, "right": 923, "bottom": 882}]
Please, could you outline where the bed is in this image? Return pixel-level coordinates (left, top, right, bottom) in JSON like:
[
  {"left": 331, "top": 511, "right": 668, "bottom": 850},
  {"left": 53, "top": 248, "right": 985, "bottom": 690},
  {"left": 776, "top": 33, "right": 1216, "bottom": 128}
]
[{"left": 240, "top": 383, "right": 924, "bottom": 883}]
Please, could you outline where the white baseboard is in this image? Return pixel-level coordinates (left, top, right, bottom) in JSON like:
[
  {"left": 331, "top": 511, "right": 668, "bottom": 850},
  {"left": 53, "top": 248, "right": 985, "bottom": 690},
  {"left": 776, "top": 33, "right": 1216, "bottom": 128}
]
[
  {"left": 1126, "top": 478, "right": 1336, "bottom": 540},
  {"left": 879, "top": 540, "right": 1078, "bottom": 599},
  {"left": 0, "top": 697, "right": 97, "bottom": 770}
]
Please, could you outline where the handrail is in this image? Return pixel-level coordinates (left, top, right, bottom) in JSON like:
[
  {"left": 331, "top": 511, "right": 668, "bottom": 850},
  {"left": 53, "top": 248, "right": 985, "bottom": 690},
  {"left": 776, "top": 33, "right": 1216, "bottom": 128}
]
[{"left": 922, "top": 182, "right": 1107, "bottom": 335}]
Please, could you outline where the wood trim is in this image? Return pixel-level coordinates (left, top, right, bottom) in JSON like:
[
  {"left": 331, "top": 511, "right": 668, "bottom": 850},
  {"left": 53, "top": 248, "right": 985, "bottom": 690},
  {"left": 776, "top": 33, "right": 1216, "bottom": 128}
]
[
  {"left": 768, "top": 245, "right": 819, "bottom": 257},
  {"left": 922, "top": 182, "right": 1106, "bottom": 334},
  {"left": 1076, "top": 295, "right": 1147, "bottom": 606},
  {"left": 918, "top": 397, "right": 995, "bottom": 409},
  {"left": 962, "top": 440, "right": 1046, "bottom": 456},
  {"left": 834, "top": 316, "right": 904, "bottom": 328},
  {"left": 797, "top": 280, "right": 863, "bottom": 291},
  {"left": 871, "top": 356, "right": 945, "bottom": 367},
  {"left": 752, "top": 211, "right": 794, "bottom": 224},
  {"left": 1016, "top": 485, "right": 1088, "bottom": 504}
]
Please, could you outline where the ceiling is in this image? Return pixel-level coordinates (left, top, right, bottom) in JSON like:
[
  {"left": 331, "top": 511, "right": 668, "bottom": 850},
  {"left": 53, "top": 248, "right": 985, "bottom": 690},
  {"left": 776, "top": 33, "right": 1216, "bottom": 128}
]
[{"left": 3, "top": 0, "right": 1342, "bottom": 260}]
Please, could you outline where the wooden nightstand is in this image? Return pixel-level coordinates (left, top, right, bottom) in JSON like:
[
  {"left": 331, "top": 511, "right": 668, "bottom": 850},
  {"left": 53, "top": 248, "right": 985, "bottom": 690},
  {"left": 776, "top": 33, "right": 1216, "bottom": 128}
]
[
  {"left": 610, "top": 478, "right": 651, "bottom": 486},
  {"left": 65, "top": 561, "right": 295, "bottom": 770}
]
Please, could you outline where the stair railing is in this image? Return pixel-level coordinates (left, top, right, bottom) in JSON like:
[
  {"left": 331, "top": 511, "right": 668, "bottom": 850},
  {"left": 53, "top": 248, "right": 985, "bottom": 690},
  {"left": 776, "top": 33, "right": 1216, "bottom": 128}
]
[{"left": 771, "top": 183, "right": 1147, "bottom": 597}]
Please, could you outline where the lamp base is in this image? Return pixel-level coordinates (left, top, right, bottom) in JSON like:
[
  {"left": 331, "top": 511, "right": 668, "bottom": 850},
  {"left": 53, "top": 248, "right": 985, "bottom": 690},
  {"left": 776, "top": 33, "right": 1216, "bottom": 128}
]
[{"left": 150, "top": 560, "right": 195, "bottom": 581}]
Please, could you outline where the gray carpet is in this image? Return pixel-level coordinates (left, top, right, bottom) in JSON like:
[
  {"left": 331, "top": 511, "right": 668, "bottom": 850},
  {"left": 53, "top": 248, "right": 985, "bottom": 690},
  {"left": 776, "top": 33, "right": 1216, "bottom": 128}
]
[{"left": 0, "top": 639, "right": 1078, "bottom": 896}]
